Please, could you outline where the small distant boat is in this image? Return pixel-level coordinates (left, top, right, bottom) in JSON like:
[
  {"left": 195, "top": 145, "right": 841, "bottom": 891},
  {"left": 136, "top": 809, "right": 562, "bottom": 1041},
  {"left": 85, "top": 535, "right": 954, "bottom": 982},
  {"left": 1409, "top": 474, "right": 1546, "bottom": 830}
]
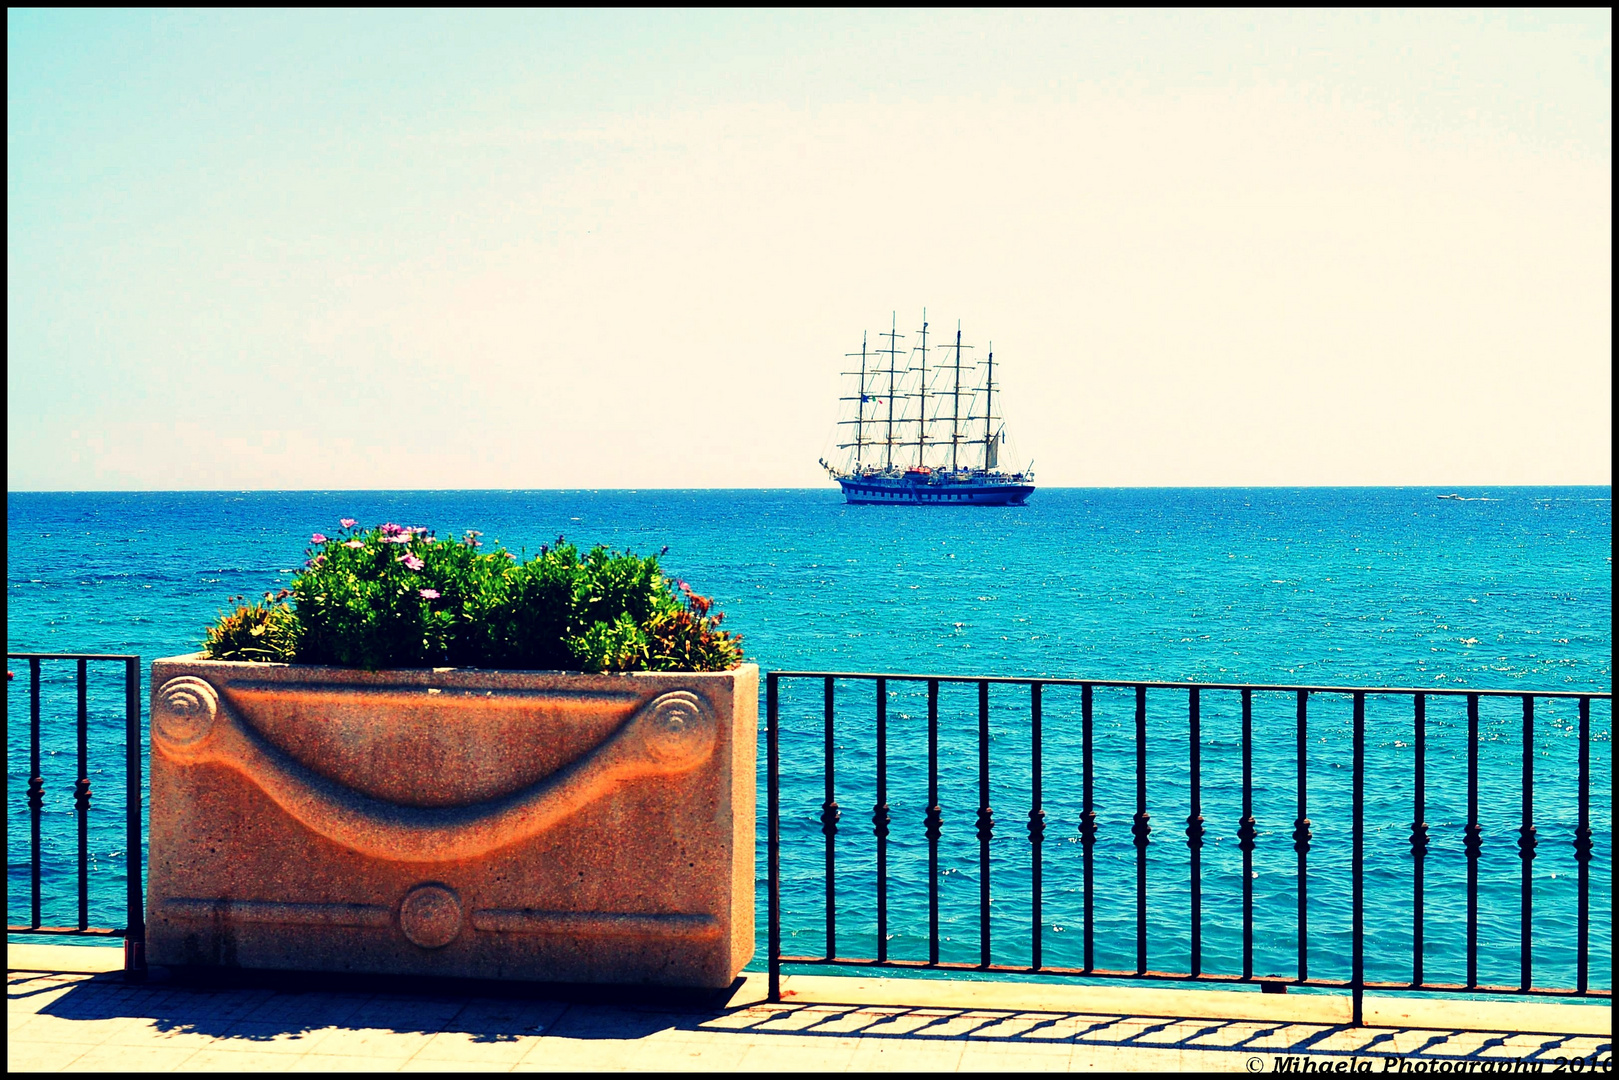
[
  {"left": 1437, "top": 493, "right": 1463, "bottom": 500},
  {"left": 819, "top": 310, "right": 1034, "bottom": 506}
]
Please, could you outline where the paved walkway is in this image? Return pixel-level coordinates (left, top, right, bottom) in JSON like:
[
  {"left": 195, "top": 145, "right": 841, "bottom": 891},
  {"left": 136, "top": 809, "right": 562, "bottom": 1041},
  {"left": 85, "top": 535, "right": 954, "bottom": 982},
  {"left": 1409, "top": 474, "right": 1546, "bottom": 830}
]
[{"left": 8, "top": 945, "right": 1610, "bottom": 1072}]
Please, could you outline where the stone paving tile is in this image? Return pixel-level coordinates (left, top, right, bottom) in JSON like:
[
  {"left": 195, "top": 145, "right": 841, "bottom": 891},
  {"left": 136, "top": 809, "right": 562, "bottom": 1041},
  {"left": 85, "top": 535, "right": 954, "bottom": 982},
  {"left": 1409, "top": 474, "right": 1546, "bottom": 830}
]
[
  {"left": 1232, "top": 1023, "right": 1333, "bottom": 1050},
  {"left": 442, "top": 997, "right": 568, "bottom": 1036},
  {"left": 7, "top": 1042, "right": 91, "bottom": 1071},
  {"left": 1072, "top": 1016, "right": 1181, "bottom": 1043},
  {"left": 102, "top": 1017, "right": 235, "bottom": 1050},
  {"left": 1122, "top": 1018, "right": 1231, "bottom": 1045},
  {"left": 208, "top": 1019, "right": 347, "bottom": 1053},
  {"left": 412, "top": 1029, "right": 547, "bottom": 1063},
  {"left": 179, "top": 1048, "right": 342, "bottom": 1071},
  {"left": 1478, "top": 1033, "right": 1568, "bottom": 1057},
  {"left": 958, "top": 1039, "right": 1077, "bottom": 1071},
  {"left": 239, "top": 991, "right": 369, "bottom": 1027},
  {"left": 1358, "top": 1028, "right": 1460, "bottom": 1055},
  {"left": 293, "top": 1053, "right": 413, "bottom": 1071},
  {"left": 1286, "top": 1025, "right": 1401, "bottom": 1054},
  {"left": 848, "top": 1037, "right": 968, "bottom": 1071},
  {"left": 1409, "top": 1030, "right": 1508, "bottom": 1057},
  {"left": 1543, "top": 1036, "right": 1611, "bottom": 1059},
  {"left": 61, "top": 1043, "right": 202, "bottom": 1071},
  {"left": 957, "top": 1011, "right": 1064, "bottom": 1040},
  {"left": 735, "top": 1033, "right": 863, "bottom": 1071},
  {"left": 307, "top": 1024, "right": 439, "bottom": 1058},
  {"left": 1183, "top": 1020, "right": 1279, "bottom": 1047}
]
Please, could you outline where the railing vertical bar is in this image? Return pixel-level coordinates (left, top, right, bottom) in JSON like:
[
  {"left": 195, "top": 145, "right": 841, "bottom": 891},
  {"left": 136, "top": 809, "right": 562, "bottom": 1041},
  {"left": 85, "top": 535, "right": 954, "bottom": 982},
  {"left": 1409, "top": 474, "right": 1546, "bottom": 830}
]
[
  {"left": 1518, "top": 695, "right": 1536, "bottom": 993},
  {"left": 1187, "top": 687, "right": 1204, "bottom": 977},
  {"left": 1466, "top": 693, "right": 1481, "bottom": 989},
  {"left": 1412, "top": 693, "right": 1428, "bottom": 988},
  {"left": 1081, "top": 683, "right": 1095, "bottom": 973},
  {"left": 767, "top": 673, "right": 781, "bottom": 1002},
  {"left": 1133, "top": 684, "right": 1150, "bottom": 976},
  {"left": 123, "top": 656, "right": 145, "bottom": 980},
  {"left": 1294, "top": 690, "right": 1311, "bottom": 984},
  {"left": 1239, "top": 687, "right": 1255, "bottom": 982},
  {"left": 1352, "top": 690, "right": 1365, "bottom": 1026},
  {"left": 30, "top": 657, "right": 44, "bottom": 930},
  {"left": 977, "top": 679, "right": 993, "bottom": 969},
  {"left": 874, "top": 677, "right": 889, "bottom": 963},
  {"left": 1029, "top": 682, "right": 1045, "bottom": 972},
  {"left": 926, "top": 679, "right": 941, "bottom": 966},
  {"left": 822, "top": 675, "right": 839, "bottom": 960},
  {"left": 1574, "top": 696, "right": 1591, "bottom": 994},
  {"left": 76, "top": 659, "right": 90, "bottom": 932}
]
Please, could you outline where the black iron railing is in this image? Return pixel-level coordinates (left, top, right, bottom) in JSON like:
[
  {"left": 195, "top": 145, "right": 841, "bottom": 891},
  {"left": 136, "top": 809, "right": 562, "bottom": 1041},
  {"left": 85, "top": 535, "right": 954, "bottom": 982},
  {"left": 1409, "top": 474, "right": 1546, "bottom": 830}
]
[
  {"left": 765, "top": 673, "right": 1611, "bottom": 1023},
  {"left": 6, "top": 653, "right": 146, "bottom": 980}
]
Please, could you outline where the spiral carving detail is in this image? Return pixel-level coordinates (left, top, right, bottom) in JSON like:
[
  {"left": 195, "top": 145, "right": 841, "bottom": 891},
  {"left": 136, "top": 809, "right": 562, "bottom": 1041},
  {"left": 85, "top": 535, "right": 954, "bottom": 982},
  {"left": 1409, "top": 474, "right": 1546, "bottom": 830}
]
[{"left": 153, "top": 677, "right": 221, "bottom": 750}]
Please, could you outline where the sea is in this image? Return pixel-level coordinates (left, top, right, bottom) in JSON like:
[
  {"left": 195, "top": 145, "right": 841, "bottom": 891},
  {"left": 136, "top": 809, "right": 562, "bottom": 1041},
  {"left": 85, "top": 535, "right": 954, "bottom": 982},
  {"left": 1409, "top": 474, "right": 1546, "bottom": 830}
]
[{"left": 6, "top": 487, "right": 1611, "bottom": 994}]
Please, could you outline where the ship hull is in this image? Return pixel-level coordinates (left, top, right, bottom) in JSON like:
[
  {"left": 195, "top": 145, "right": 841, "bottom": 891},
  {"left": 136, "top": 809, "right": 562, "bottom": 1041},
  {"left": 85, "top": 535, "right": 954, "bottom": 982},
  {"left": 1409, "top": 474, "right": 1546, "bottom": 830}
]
[{"left": 837, "top": 477, "right": 1034, "bottom": 506}]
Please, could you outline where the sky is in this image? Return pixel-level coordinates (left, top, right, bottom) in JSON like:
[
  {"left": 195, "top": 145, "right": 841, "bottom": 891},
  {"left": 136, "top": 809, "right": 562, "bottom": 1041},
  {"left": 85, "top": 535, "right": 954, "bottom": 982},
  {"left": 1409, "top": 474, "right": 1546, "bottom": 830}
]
[{"left": 7, "top": 9, "right": 1612, "bottom": 490}]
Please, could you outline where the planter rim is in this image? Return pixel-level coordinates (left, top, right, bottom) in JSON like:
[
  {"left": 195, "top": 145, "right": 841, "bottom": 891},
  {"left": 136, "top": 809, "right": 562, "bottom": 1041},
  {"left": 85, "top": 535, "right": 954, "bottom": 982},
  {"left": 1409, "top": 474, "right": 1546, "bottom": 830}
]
[{"left": 156, "top": 652, "right": 756, "bottom": 679}]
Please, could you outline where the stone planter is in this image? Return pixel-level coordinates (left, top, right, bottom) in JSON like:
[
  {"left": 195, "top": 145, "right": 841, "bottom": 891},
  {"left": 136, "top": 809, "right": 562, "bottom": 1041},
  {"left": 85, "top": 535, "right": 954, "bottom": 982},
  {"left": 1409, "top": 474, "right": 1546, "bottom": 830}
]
[{"left": 146, "top": 655, "right": 757, "bottom": 988}]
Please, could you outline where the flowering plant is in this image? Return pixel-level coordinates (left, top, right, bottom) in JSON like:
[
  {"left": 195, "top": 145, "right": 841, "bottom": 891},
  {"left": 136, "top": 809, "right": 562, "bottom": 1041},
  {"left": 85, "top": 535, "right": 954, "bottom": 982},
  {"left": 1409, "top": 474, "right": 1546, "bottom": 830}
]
[{"left": 203, "top": 521, "right": 743, "bottom": 673}]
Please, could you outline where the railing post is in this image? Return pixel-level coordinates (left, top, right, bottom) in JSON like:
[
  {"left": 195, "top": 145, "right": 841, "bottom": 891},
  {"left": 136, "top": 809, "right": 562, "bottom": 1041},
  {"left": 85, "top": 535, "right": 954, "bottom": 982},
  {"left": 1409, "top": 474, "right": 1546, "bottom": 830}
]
[
  {"left": 1352, "top": 691, "right": 1365, "bottom": 1025},
  {"left": 925, "top": 679, "right": 941, "bottom": 965},
  {"left": 976, "top": 680, "right": 994, "bottom": 969},
  {"left": 1573, "top": 696, "right": 1592, "bottom": 994},
  {"left": 1028, "top": 682, "right": 1045, "bottom": 972},
  {"left": 1410, "top": 693, "right": 1428, "bottom": 988},
  {"left": 1465, "top": 693, "right": 1481, "bottom": 989},
  {"left": 123, "top": 656, "right": 146, "bottom": 981},
  {"left": 1293, "top": 690, "right": 1311, "bottom": 985},
  {"left": 29, "top": 657, "right": 44, "bottom": 930},
  {"left": 767, "top": 672, "right": 780, "bottom": 1002},
  {"left": 1186, "top": 687, "right": 1204, "bottom": 977},
  {"left": 1238, "top": 688, "right": 1256, "bottom": 982},
  {"left": 873, "top": 678, "right": 890, "bottom": 963},
  {"left": 1080, "top": 683, "right": 1095, "bottom": 973},
  {"left": 1132, "top": 684, "right": 1150, "bottom": 976},
  {"left": 1518, "top": 695, "right": 1537, "bottom": 993},
  {"left": 821, "top": 676, "right": 839, "bottom": 960},
  {"left": 76, "top": 659, "right": 91, "bottom": 932}
]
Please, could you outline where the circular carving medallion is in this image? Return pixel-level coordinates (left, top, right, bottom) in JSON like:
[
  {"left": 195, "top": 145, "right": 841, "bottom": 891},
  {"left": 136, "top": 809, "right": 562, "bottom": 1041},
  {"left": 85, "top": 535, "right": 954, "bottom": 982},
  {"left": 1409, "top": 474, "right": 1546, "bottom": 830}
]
[
  {"left": 641, "top": 692, "right": 716, "bottom": 767},
  {"left": 399, "top": 884, "right": 462, "bottom": 949},
  {"left": 153, "top": 677, "right": 220, "bottom": 749}
]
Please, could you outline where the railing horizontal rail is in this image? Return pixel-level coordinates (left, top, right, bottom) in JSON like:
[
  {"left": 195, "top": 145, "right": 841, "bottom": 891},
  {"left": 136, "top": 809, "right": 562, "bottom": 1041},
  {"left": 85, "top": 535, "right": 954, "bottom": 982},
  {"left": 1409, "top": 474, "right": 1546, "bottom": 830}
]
[
  {"left": 6, "top": 653, "right": 146, "bottom": 980},
  {"left": 765, "top": 670, "right": 1612, "bottom": 1022},
  {"left": 767, "top": 671, "right": 1604, "bottom": 699}
]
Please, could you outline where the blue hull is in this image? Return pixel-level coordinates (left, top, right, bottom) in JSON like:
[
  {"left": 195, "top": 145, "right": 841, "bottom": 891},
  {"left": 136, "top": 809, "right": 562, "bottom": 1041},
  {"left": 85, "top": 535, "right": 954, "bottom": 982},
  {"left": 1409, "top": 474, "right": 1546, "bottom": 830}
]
[{"left": 837, "top": 477, "right": 1034, "bottom": 506}]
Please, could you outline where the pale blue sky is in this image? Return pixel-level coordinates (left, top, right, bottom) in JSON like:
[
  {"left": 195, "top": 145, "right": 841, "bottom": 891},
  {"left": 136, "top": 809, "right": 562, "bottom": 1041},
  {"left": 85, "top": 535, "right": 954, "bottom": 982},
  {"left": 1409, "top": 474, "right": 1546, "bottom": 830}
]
[{"left": 8, "top": 9, "right": 1611, "bottom": 489}]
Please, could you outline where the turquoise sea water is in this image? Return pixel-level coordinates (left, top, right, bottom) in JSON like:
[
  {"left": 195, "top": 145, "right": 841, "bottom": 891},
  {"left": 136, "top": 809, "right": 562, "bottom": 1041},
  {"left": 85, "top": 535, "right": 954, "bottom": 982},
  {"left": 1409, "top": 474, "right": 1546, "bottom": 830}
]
[{"left": 5, "top": 487, "right": 1611, "bottom": 991}]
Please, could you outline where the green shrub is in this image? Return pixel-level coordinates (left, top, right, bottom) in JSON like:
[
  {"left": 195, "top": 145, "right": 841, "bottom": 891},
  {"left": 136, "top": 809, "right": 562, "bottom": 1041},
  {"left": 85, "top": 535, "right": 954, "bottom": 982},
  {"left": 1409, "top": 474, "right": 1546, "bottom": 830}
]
[
  {"left": 202, "top": 591, "right": 300, "bottom": 663},
  {"left": 202, "top": 521, "right": 743, "bottom": 673}
]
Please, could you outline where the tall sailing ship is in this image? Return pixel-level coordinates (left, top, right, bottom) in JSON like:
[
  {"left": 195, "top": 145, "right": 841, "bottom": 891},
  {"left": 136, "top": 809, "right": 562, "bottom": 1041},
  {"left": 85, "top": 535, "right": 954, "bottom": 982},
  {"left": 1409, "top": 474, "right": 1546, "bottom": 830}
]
[{"left": 819, "top": 311, "right": 1035, "bottom": 506}]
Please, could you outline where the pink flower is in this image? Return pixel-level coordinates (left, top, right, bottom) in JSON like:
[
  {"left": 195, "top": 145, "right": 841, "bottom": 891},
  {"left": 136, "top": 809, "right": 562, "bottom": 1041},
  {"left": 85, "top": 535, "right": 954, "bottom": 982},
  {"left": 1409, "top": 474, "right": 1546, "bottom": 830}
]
[
  {"left": 344, "top": 539, "right": 364, "bottom": 549},
  {"left": 503, "top": 551, "right": 516, "bottom": 560},
  {"left": 399, "top": 552, "right": 425, "bottom": 571},
  {"left": 380, "top": 523, "right": 403, "bottom": 536},
  {"left": 310, "top": 533, "right": 328, "bottom": 544},
  {"left": 340, "top": 518, "right": 357, "bottom": 529},
  {"left": 418, "top": 588, "right": 440, "bottom": 599}
]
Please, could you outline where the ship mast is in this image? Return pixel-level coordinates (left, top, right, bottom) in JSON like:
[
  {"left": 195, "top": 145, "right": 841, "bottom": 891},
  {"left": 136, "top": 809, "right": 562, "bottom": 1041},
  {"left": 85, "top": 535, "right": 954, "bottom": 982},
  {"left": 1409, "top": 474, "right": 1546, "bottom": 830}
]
[
  {"left": 950, "top": 323, "right": 963, "bottom": 471},
  {"left": 982, "top": 343, "right": 995, "bottom": 470},
  {"left": 836, "top": 332, "right": 873, "bottom": 471},
  {"left": 915, "top": 310, "right": 928, "bottom": 467},
  {"left": 880, "top": 311, "right": 901, "bottom": 470},
  {"left": 854, "top": 332, "right": 868, "bottom": 470}
]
